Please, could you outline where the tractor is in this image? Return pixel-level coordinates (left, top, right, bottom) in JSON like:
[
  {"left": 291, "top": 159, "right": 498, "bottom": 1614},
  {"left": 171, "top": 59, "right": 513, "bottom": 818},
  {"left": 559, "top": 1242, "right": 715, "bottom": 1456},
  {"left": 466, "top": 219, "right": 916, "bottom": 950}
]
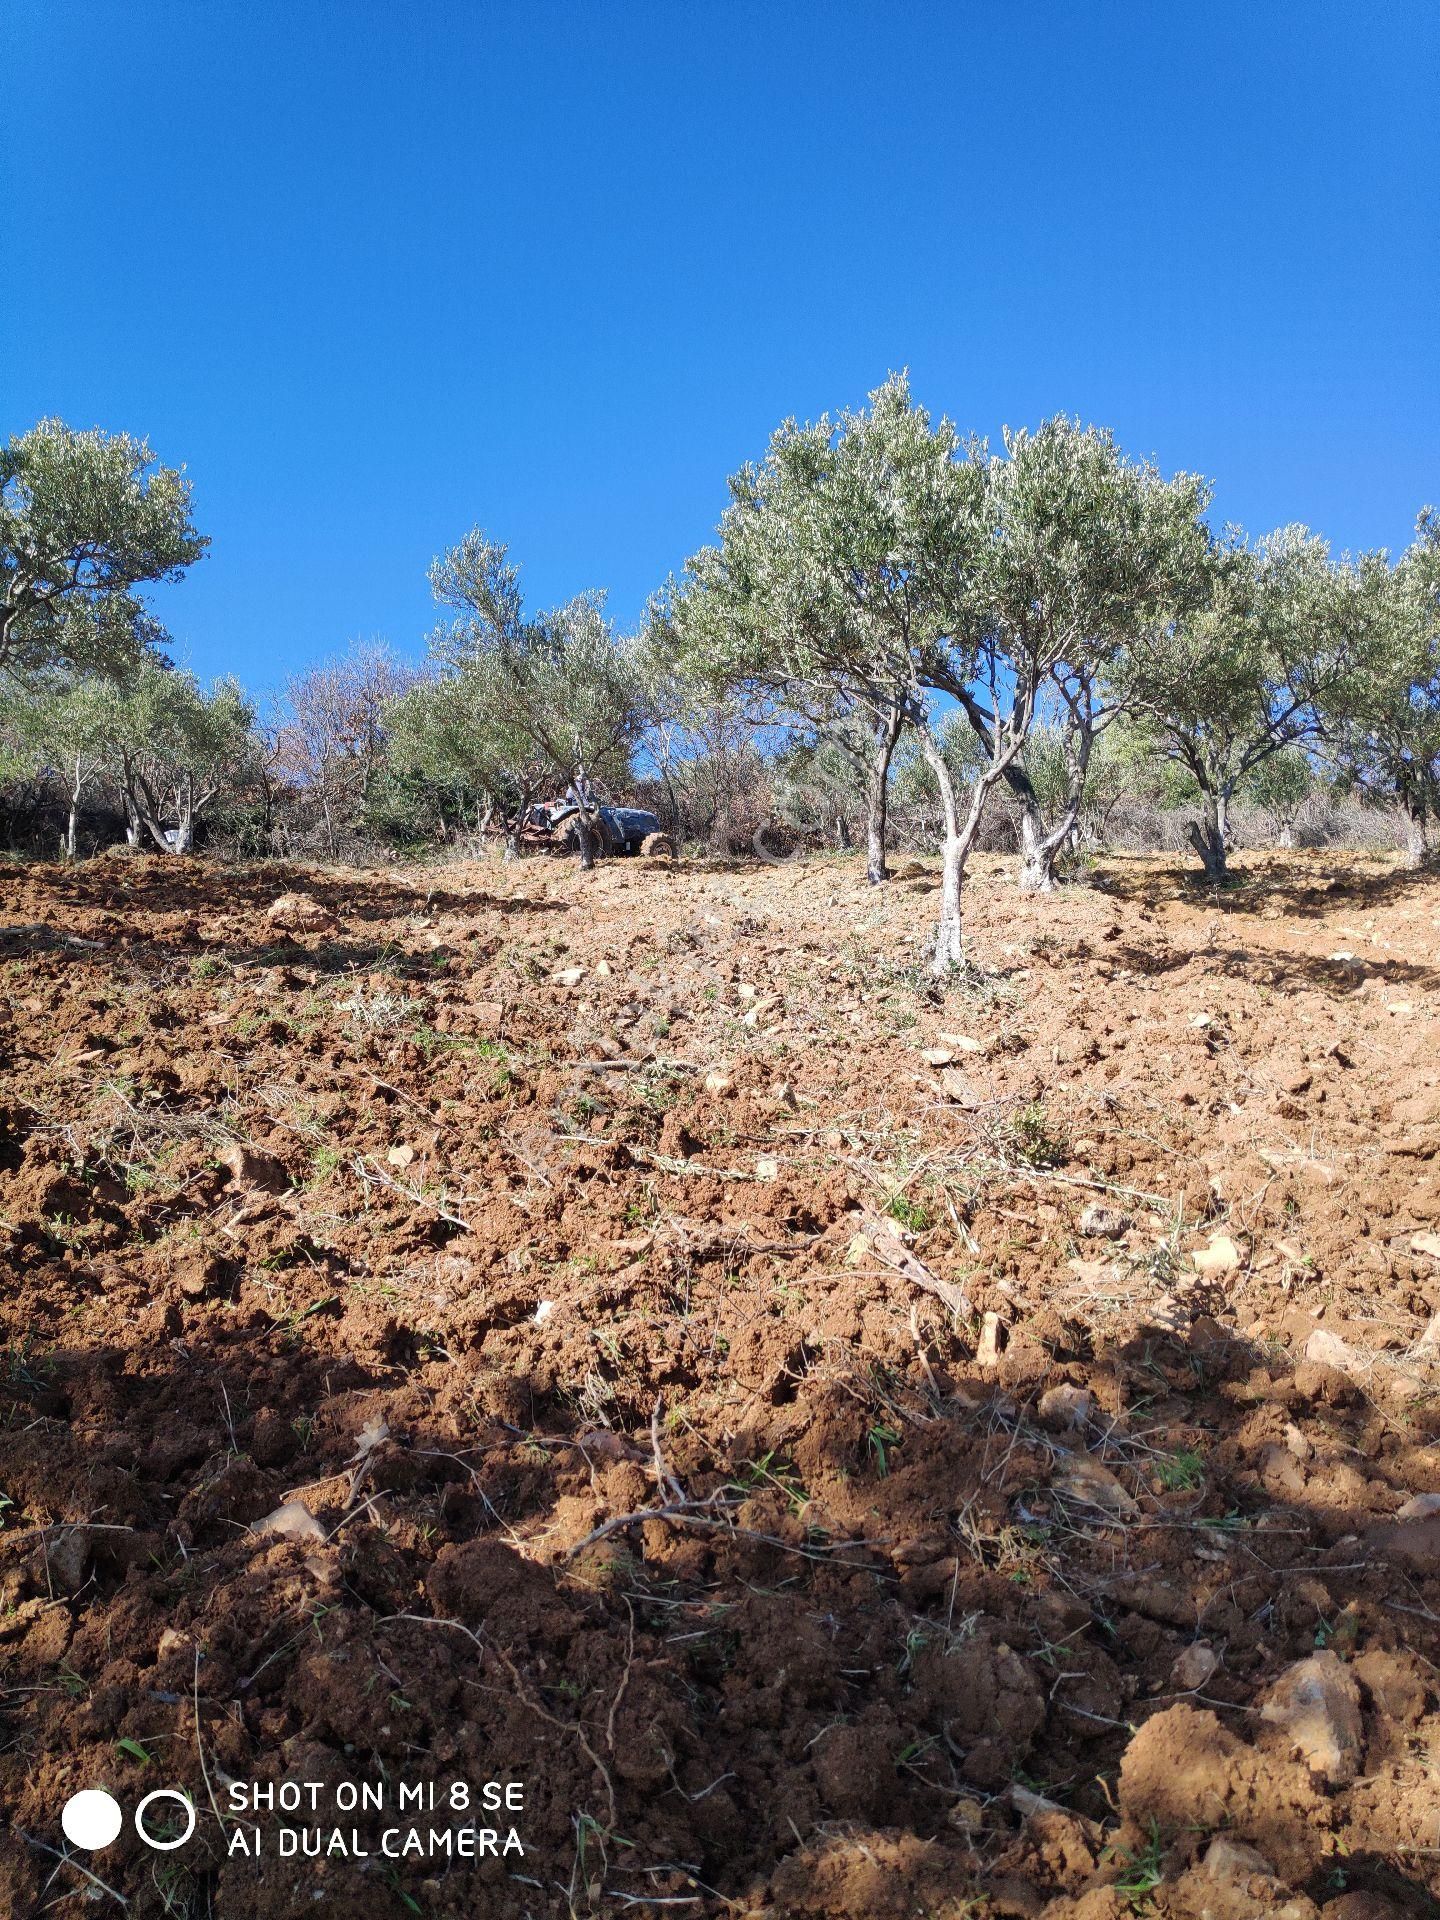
[{"left": 536, "top": 799, "right": 675, "bottom": 858}]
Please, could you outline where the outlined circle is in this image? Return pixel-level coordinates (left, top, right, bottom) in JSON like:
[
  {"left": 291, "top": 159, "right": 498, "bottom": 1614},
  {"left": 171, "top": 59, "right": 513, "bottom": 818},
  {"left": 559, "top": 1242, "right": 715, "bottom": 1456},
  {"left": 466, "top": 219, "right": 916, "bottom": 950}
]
[
  {"left": 134, "top": 1788, "right": 197, "bottom": 1850},
  {"left": 61, "top": 1789, "right": 123, "bottom": 1850}
]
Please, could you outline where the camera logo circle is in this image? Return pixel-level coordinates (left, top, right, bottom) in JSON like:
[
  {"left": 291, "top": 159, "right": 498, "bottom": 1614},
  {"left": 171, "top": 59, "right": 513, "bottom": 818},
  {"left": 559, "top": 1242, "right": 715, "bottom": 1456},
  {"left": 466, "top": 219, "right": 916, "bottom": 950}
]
[
  {"left": 134, "top": 1788, "right": 197, "bottom": 1850},
  {"left": 61, "top": 1790, "right": 123, "bottom": 1850}
]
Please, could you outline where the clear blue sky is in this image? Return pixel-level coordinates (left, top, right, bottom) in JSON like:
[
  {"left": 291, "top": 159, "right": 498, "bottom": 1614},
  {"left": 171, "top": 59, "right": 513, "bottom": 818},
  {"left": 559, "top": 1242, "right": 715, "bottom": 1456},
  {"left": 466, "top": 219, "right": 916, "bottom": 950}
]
[{"left": 4, "top": 3, "right": 1436, "bottom": 697}]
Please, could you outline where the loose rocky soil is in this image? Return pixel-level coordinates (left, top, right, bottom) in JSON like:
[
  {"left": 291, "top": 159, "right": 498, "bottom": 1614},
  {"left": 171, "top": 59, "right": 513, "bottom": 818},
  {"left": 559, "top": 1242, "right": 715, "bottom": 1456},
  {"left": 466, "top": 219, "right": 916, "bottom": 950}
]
[{"left": 1, "top": 846, "right": 1439, "bottom": 1920}]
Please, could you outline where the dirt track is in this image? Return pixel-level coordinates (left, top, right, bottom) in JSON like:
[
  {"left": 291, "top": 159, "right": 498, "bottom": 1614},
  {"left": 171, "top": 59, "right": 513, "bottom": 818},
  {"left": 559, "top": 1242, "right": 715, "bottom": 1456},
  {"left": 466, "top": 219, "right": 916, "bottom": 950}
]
[{"left": 1, "top": 846, "right": 1439, "bottom": 1919}]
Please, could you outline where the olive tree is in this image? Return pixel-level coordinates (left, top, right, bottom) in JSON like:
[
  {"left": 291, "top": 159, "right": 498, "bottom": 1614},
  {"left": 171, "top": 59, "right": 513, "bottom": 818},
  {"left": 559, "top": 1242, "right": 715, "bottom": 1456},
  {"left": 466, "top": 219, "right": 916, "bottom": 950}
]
[
  {"left": 1124, "top": 528, "right": 1381, "bottom": 880},
  {"left": 1241, "top": 745, "right": 1315, "bottom": 849},
  {"left": 953, "top": 420, "right": 1210, "bottom": 891},
  {"left": 106, "top": 660, "right": 257, "bottom": 852},
  {"left": 665, "top": 372, "right": 1059, "bottom": 970},
  {"left": 6, "top": 674, "right": 116, "bottom": 858},
  {"left": 385, "top": 663, "right": 550, "bottom": 857},
  {"left": 1, "top": 420, "right": 206, "bottom": 681},
  {"left": 426, "top": 531, "right": 646, "bottom": 869},
  {"left": 654, "top": 375, "right": 947, "bottom": 888},
  {"left": 634, "top": 644, "right": 775, "bottom": 850},
  {"left": 1325, "top": 511, "right": 1440, "bottom": 868}
]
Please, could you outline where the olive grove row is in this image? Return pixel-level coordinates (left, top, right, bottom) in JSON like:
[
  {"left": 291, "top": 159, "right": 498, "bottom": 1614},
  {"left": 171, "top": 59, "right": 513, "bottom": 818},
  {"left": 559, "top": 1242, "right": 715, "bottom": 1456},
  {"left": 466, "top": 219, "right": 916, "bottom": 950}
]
[{"left": 2, "top": 388, "right": 1436, "bottom": 968}]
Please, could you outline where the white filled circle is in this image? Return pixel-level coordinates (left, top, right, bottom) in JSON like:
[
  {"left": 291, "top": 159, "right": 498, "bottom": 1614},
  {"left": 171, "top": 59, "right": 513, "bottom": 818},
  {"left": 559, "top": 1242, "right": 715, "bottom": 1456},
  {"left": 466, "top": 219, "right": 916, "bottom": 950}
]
[
  {"left": 134, "top": 1788, "right": 197, "bottom": 1850},
  {"left": 61, "top": 1789, "right": 124, "bottom": 1850}
]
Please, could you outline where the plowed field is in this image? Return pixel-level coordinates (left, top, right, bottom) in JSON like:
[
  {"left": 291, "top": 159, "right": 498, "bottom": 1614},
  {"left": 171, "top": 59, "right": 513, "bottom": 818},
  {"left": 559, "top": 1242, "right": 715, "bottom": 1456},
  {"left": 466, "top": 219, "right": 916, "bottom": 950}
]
[{"left": 2, "top": 848, "right": 1438, "bottom": 1919}]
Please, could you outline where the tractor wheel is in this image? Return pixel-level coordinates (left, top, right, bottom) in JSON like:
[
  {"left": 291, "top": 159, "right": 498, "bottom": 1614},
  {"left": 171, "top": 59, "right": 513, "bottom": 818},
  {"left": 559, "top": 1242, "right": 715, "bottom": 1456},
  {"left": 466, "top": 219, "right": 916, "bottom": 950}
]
[{"left": 639, "top": 831, "right": 675, "bottom": 859}]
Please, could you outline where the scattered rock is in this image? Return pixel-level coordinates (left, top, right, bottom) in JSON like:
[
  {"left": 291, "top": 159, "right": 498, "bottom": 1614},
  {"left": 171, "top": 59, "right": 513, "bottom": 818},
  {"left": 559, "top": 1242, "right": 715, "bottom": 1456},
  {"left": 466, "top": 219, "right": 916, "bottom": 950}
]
[
  {"left": 256, "top": 1501, "right": 326, "bottom": 1544},
  {"left": 976, "top": 1311, "right": 1006, "bottom": 1369},
  {"left": 920, "top": 1046, "right": 953, "bottom": 1067},
  {"left": 43, "top": 1527, "right": 91, "bottom": 1592},
  {"left": 1260, "top": 1650, "right": 1363, "bottom": 1786},
  {"left": 551, "top": 965, "right": 585, "bottom": 986},
  {"left": 348, "top": 1415, "right": 389, "bottom": 1463},
  {"left": 1410, "top": 1231, "right": 1440, "bottom": 1260},
  {"left": 939, "top": 1067, "right": 980, "bottom": 1107},
  {"left": 1303, "top": 1327, "right": 1365, "bottom": 1375},
  {"left": 1037, "top": 1384, "right": 1093, "bottom": 1432},
  {"left": 1052, "top": 1454, "right": 1138, "bottom": 1517},
  {"left": 266, "top": 891, "right": 335, "bottom": 934},
  {"left": 1078, "top": 1203, "right": 1129, "bottom": 1239},
  {"left": 1169, "top": 1642, "right": 1219, "bottom": 1692},
  {"left": 386, "top": 1142, "right": 415, "bottom": 1168},
  {"left": 703, "top": 1071, "right": 735, "bottom": 1098},
  {"left": 1202, "top": 1834, "right": 1275, "bottom": 1887},
  {"left": 938, "top": 1031, "right": 984, "bottom": 1053},
  {"left": 1395, "top": 1491, "right": 1440, "bottom": 1521},
  {"left": 1009, "top": 1782, "right": 1065, "bottom": 1818},
  {"left": 755, "top": 1155, "right": 780, "bottom": 1181},
  {"left": 1284, "top": 1422, "right": 1312, "bottom": 1461},
  {"left": 1192, "top": 1231, "right": 1243, "bottom": 1277}
]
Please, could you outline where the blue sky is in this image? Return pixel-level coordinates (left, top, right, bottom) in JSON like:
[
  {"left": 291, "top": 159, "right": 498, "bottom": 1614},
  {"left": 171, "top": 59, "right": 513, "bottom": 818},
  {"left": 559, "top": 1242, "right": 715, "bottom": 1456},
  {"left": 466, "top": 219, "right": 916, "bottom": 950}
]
[{"left": 4, "top": 3, "right": 1436, "bottom": 697}]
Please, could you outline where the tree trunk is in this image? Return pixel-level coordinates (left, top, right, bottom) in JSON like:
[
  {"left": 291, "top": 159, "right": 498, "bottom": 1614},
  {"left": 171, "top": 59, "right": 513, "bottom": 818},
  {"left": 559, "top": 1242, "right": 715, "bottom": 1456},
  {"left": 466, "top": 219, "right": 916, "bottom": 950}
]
[
  {"left": 1017, "top": 794, "right": 1050, "bottom": 891},
  {"left": 836, "top": 811, "right": 852, "bottom": 851},
  {"left": 1403, "top": 809, "right": 1431, "bottom": 870},
  {"left": 64, "top": 758, "right": 81, "bottom": 860},
  {"left": 171, "top": 775, "right": 195, "bottom": 855},
  {"left": 918, "top": 727, "right": 966, "bottom": 973},
  {"left": 120, "top": 760, "right": 174, "bottom": 854},
  {"left": 864, "top": 708, "right": 902, "bottom": 885},
  {"left": 1278, "top": 821, "right": 1297, "bottom": 850},
  {"left": 1020, "top": 797, "right": 1088, "bottom": 893},
  {"left": 1186, "top": 790, "right": 1229, "bottom": 881},
  {"left": 574, "top": 813, "right": 597, "bottom": 871},
  {"left": 1014, "top": 719, "right": 1097, "bottom": 893}
]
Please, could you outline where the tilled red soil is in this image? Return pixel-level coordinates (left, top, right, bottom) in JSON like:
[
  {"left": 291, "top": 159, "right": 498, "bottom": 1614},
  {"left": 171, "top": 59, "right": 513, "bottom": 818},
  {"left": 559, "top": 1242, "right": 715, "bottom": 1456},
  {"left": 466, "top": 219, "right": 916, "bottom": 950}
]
[{"left": 1, "top": 847, "right": 1438, "bottom": 1920}]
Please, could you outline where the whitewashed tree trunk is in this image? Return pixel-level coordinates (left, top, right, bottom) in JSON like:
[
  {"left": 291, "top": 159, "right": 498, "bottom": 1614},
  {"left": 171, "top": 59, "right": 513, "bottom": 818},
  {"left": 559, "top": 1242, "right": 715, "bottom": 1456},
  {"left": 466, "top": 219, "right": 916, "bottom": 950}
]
[{"left": 918, "top": 728, "right": 966, "bottom": 973}]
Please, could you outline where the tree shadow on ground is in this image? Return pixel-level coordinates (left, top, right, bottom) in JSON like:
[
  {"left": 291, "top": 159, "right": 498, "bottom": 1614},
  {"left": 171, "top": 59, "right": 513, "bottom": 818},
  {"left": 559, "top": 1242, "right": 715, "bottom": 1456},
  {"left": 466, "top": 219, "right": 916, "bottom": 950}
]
[{"left": 2, "top": 1284, "right": 1438, "bottom": 1919}]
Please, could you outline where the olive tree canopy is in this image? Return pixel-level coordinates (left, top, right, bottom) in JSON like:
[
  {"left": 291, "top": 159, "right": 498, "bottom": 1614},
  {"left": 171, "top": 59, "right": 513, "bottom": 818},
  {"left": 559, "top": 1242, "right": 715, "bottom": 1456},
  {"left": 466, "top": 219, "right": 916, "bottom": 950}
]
[
  {"left": 1, "top": 420, "right": 207, "bottom": 681},
  {"left": 1124, "top": 528, "right": 1386, "bottom": 880},
  {"left": 951, "top": 418, "right": 1210, "bottom": 891},
  {"left": 425, "top": 531, "right": 646, "bottom": 868},
  {"left": 656, "top": 373, "right": 963, "bottom": 893},
  {"left": 1325, "top": 510, "right": 1440, "bottom": 868},
  {"left": 106, "top": 660, "right": 257, "bottom": 853}
]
